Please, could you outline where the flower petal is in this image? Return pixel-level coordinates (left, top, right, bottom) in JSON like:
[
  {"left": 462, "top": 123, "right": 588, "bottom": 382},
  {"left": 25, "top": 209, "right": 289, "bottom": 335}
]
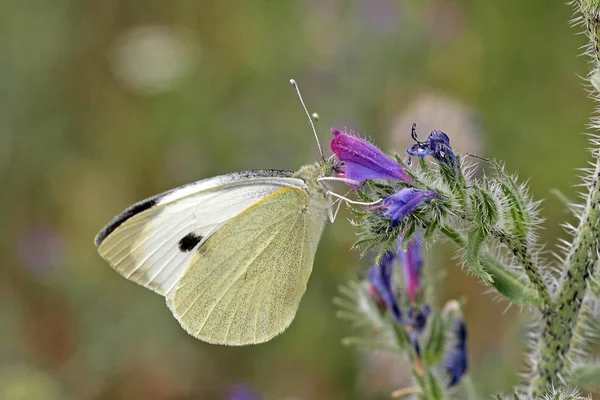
[
  {"left": 331, "top": 129, "right": 411, "bottom": 184},
  {"left": 400, "top": 233, "right": 424, "bottom": 303},
  {"left": 428, "top": 130, "right": 459, "bottom": 171},
  {"left": 367, "top": 250, "right": 402, "bottom": 322},
  {"left": 407, "top": 126, "right": 459, "bottom": 172},
  {"left": 444, "top": 318, "right": 468, "bottom": 387},
  {"left": 381, "top": 189, "right": 439, "bottom": 226}
]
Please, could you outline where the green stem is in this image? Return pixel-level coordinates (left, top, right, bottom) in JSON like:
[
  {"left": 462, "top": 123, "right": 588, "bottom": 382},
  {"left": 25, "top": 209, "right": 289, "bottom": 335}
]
[
  {"left": 530, "top": 1, "right": 600, "bottom": 395},
  {"left": 441, "top": 226, "right": 538, "bottom": 306},
  {"left": 530, "top": 165, "right": 599, "bottom": 395},
  {"left": 565, "top": 301, "right": 591, "bottom": 368},
  {"left": 488, "top": 226, "right": 551, "bottom": 310}
]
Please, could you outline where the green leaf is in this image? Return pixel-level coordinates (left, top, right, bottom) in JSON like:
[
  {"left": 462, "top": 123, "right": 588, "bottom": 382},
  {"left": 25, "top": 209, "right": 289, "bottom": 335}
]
[
  {"left": 355, "top": 189, "right": 375, "bottom": 203},
  {"left": 424, "top": 218, "right": 439, "bottom": 241},
  {"left": 493, "top": 162, "right": 531, "bottom": 241},
  {"left": 499, "top": 181, "right": 528, "bottom": 241},
  {"left": 423, "top": 311, "right": 446, "bottom": 366},
  {"left": 391, "top": 322, "right": 412, "bottom": 351},
  {"left": 400, "top": 222, "right": 417, "bottom": 250},
  {"left": 466, "top": 227, "right": 493, "bottom": 283},
  {"left": 425, "top": 370, "right": 445, "bottom": 400},
  {"left": 335, "top": 310, "right": 369, "bottom": 323},
  {"left": 476, "top": 188, "right": 499, "bottom": 227},
  {"left": 439, "top": 161, "right": 458, "bottom": 187},
  {"left": 417, "top": 157, "right": 434, "bottom": 179},
  {"left": 441, "top": 226, "right": 537, "bottom": 305},
  {"left": 332, "top": 296, "right": 359, "bottom": 312},
  {"left": 482, "top": 253, "right": 538, "bottom": 305}
]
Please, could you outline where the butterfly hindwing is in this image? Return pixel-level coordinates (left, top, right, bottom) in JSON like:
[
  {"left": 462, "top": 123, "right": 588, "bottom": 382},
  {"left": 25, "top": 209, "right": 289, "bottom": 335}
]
[
  {"left": 95, "top": 170, "right": 305, "bottom": 296},
  {"left": 167, "top": 186, "right": 323, "bottom": 345}
]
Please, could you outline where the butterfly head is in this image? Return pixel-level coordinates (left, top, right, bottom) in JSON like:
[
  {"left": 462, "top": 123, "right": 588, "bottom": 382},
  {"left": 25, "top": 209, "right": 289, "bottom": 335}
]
[{"left": 294, "top": 161, "right": 328, "bottom": 196}]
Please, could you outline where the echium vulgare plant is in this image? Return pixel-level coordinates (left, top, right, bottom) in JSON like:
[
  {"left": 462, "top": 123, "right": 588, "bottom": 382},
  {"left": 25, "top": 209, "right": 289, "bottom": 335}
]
[{"left": 329, "top": 3, "right": 600, "bottom": 398}]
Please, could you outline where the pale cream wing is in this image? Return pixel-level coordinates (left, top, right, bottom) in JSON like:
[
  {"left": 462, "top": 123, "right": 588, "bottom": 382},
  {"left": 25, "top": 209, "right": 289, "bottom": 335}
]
[
  {"left": 95, "top": 170, "right": 305, "bottom": 296},
  {"left": 168, "top": 186, "right": 326, "bottom": 345}
]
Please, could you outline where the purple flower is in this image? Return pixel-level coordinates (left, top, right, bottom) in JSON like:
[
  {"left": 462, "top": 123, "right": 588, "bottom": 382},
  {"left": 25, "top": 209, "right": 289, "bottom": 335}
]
[
  {"left": 381, "top": 189, "right": 439, "bottom": 226},
  {"left": 407, "top": 123, "right": 459, "bottom": 172},
  {"left": 228, "top": 384, "right": 259, "bottom": 400},
  {"left": 367, "top": 249, "right": 402, "bottom": 322},
  {"left": 406, "top": 305, "right": 431, "bottom": 357},
  {"left": 444, "top": 318, "right": 468, "bottom": 387},
  {"left": 400, "top": 234, "right": 424, "bottom": 303},
  {"left": 330, "top": 128, "right": 411, "bottom": 185}
]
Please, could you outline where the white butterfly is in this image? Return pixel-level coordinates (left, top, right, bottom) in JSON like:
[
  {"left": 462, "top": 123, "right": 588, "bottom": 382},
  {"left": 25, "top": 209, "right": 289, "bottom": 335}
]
[
  {"left": 94, "top": 80, "right": 347, "bottom": 346},
  {"left": 95, "top": 165, "right": 331, "bottom": 345}
]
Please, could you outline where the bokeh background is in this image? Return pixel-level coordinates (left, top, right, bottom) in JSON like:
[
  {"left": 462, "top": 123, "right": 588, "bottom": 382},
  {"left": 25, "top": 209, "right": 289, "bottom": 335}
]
[{"left": 0, "top": 1, "right": 592, "bottom": 399}]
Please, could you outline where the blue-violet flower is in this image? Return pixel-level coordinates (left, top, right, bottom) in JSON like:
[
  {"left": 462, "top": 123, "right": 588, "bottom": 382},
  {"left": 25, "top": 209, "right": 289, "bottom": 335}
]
[
  {"left": 367, "top": 249, "right": 402, "bottom": 322},
  {"left": 406, "top": 305, "right": 431, "bottom": 357},
  {"left": 407, "top": 124, "right": 459, "bottom": 172},
  {"left": 400, "top": 233, "right": 424, "bottom": 303},
  {"left": 381, "top": 188, "right": 439, "bottom": 226},
  {"left": 330, "top": 128, "right": 411, "bottom": 185},
  {"left": 444, "top": 317, "right": 468, "bottom": 387}
]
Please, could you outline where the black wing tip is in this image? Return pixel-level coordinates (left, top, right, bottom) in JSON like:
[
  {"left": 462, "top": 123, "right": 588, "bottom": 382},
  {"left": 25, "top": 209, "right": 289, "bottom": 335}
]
[
  {"left": 93, "top": 169, "right": 294, "bottom": 247},
  {"left": 94, "top": 196, "right": 160, "bottom": 247},
  {"left": 93, "top": 231, "right": 103, "bottom": 247}
]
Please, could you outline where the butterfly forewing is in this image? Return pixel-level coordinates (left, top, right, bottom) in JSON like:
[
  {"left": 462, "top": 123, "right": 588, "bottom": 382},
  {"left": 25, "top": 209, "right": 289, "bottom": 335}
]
[
  {"left": 95, "top": 171, "right": 305, "bottom": 296},
  {"left": 167, "top": 186, "right": 324, "bottom": 345}
]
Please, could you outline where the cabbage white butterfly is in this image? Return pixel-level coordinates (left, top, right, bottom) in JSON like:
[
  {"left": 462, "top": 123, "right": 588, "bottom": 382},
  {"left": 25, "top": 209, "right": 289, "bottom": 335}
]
[{"left": 95, "top": 80, "right": 338, "bottom": 345}]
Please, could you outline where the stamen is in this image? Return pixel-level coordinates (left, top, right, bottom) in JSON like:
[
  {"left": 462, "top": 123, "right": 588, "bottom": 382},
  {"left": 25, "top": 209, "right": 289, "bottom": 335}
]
[
  {"left": 465, "top": 152, "right": 490, "bottom": 162},
  {"left": 326, "top": 191, "right": 383, "bottom": 206},
  {"left": 410, "top": 122, "right": 425, "bottom": 144}
]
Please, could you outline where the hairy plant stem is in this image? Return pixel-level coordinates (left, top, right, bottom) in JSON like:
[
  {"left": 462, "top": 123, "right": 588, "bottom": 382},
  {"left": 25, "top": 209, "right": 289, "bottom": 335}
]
[
  {"left": 450, "top": 209, "right": 548, "bottom": 304},
  {"left": 488, "top": 227, "right": 551, "bottom": 310},
  {"left": 440, "top": 226, "right": 538, "bottom": 306},
  {"left": 529, "top": 1, "right": 600, "bottom": 395},
  {"left": 565, "top": 301, "right": 591, "bottom": 367},
  {"left": 530, "top": 159, "right": 600, "bottom": 396}
]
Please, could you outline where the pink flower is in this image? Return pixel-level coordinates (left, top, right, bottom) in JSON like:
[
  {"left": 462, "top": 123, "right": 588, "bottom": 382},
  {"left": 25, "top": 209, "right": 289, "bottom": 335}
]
[
  {"left": 330, "top": 129, "right": 411, "bottom": 185},
  {"left": 400, "top": 233, "right": 424, "bottom": 303}
]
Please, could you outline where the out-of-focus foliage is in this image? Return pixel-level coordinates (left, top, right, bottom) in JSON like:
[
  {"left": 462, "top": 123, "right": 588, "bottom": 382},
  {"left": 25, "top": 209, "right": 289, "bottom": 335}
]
[{"left": 0, "top": 1, "right": 590, "bottom": 399}]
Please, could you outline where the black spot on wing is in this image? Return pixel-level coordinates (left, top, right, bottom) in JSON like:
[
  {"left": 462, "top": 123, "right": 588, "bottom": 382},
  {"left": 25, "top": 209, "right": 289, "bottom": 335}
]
[
  {"left": 94, "top": 195, "right": 162, "bottom": 246},
  {"left": 178, "top": 232, "right": 203, "bottom": 252}
]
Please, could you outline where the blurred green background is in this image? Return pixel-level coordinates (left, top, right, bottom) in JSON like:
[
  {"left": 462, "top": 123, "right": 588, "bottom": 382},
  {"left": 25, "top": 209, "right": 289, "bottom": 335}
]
[{"left": 0, "top": 1, "right": 592, "bottom": 399}]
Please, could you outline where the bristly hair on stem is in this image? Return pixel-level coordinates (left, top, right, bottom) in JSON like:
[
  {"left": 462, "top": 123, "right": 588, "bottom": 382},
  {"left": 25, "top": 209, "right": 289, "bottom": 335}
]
[
  {"left": 328, "top": 2, "right": 600, "bottom": 398},
  {"left": 528, "top": 1, "right": 600, "bottom": 396}
]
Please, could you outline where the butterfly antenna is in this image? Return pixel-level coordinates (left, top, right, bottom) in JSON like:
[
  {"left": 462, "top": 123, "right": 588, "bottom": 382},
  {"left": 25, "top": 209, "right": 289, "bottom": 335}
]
[{"left": 290, "top": 79, "right": 325, "bottom": 162}]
